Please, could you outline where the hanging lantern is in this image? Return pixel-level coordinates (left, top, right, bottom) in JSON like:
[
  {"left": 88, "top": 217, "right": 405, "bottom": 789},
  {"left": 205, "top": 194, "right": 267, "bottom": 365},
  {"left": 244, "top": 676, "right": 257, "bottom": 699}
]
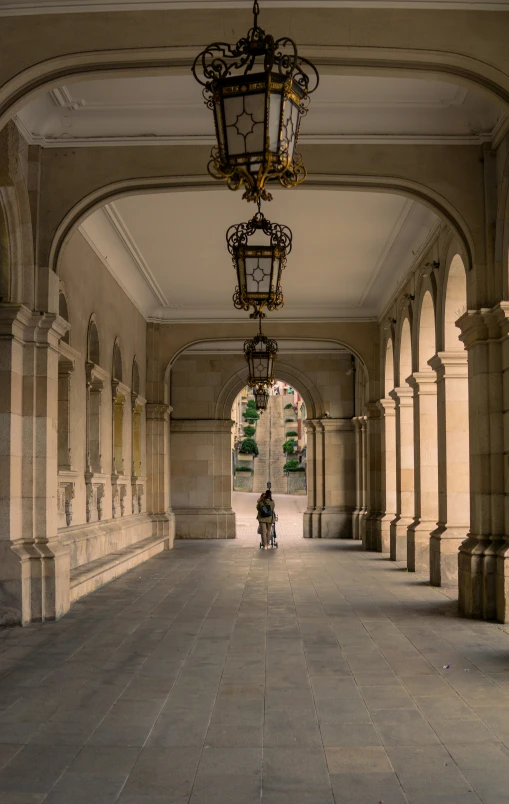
[
  {"left": 254, "top": 385, "right": 270, "bottom": 411},
  {"left": 192, "top": 0, "right": 319, "bottom": 203},
  {"left": 227, "top": 202, "right": 292, "bottom": 318},
  {"left": 244, "top": 320, "right": 278, "bottom": 388}
]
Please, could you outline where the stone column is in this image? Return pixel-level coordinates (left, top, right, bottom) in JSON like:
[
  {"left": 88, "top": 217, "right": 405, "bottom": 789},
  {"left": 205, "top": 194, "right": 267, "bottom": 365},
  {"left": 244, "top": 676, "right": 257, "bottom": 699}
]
[
  {"left": 363, "top": 403, "right": 384, "bottom": 552},
  {"left": 390, "top": 386, "right": 414, "bottom": 563},
  {"left": 170, "top": 419, "right": 235, "bottom": 539},
  {"left": 319, "top": 418, "right": 356, "bottom": 539},
  {"left": 359, "top": 417, "right": 368, "bottom": 545},
  {"left": 1, "top": 305, "right": 71, "bottom": 624},
  {"left": 303, "top": 419, "right": 316, "bottom": 538},
  {"left": 146, "top": 402, "right": 174, "bottom": 546},
  {"left": 378, "top": 397, "right": 397, "bottom": 554},
  {"left": 352, "top": 417, "right": 364, "bottom": 540},
  {"left": 428, "top": 352, "right": 469, "bottom": 587},
  {"left": 456, "top": 306, "right": 507, "bottom": 621},
  {"left": 407, "top": 371, "right": 438, "bottom": 576}
]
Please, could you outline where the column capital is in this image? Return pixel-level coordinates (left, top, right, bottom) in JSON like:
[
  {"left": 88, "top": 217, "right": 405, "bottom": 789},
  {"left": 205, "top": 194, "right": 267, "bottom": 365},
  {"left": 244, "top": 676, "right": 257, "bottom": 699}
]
[
  {"left": 304, "top": 419, "right": 316, "bottom": 434},
  {"left": 428, "top": 351, "right": 468, "bottom": 378},
  {"left": 377, "top": 397, "right": 396, "bottom": 416},
  {"left": 146, "top": 402, "right": 172, "bottom": 421},
  {"left": 389, "top": 385, "right": 414, "bottom": 406},
  {"left": 408, "top": 370, "right": 437, "bottom": 394},
  {"left": 320, "top": 417, "right": 354, "bottom": 432}
]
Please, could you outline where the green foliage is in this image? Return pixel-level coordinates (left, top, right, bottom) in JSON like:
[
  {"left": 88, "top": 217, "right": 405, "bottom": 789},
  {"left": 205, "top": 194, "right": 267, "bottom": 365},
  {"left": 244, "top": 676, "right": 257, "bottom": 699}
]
[
  {"left": 243, "top": 424, "right": 256, "bottom": 437},
  {"left": 282, "top": 439, "right": 296, "bottom": 454},
  {"left": 286, "top": 430, "right": 298, "bottom": 437},
  {"left": 246, "top": 399, "right": 256, "bottom": 409},
  {"left": 235, "top": 465, "right": 253, "bottom": 473},
  {"left": 284, "top": 403, "right": 294, "bottom": 410},
  {"left": 239, "top": 437, "right": 259, "bottom": 456},
  {"left": 284, "top": 459, "right": 306, "bottom": 472},
  {"left": 243, "top": 410, "right": 260, "bottom": 421}
]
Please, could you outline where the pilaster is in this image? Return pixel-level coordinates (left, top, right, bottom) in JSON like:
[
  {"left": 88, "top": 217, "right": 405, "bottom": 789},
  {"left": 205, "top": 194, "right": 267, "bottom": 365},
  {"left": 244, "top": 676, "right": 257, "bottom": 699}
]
[
  {"left": 378, "top": 397, "right": 397, "bottom": 554},
  {"left": 407, "top": 371, "right": 438, "bottom": 576},
  {"left": 146, "top": 402, "right": 174, "bottom": 547},
  {"left": 303, "top": 419, "right": 316, "bottom": 538},
  {"left": 363, "top": 402, "right": 384, "bottom": 552},
  {"left": 389, "top": 385, "right": 414, "bottom": 564},
  {"left": 428, "top": 351, "right": 469, "bottom": 588}
]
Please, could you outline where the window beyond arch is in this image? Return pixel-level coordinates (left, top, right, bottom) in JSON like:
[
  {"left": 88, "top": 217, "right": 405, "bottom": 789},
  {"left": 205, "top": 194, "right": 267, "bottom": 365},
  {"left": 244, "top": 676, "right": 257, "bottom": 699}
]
[
  {"left": 385, "top": 338, "right": 394, "bottom": 397},
  {"left": 418, "top": 291, "right": 436, "bottom": 370},
  {"left": 112, "top": 340, "right": 123, "bottom": 382},
  {"left": 132, "top": 358, "right": 140, "bottom": 396},
  {"left": 59, "top": 291, "right": 70, "bottom": 345},
  {"left": 87, "top": 317, "right": 100, "bottom": 365},
  {"left": 399, "top": 318, "right": 412, "bottom": 385},
  {"left": 444, "top": 255, "right": 467, "bottom": 351}
]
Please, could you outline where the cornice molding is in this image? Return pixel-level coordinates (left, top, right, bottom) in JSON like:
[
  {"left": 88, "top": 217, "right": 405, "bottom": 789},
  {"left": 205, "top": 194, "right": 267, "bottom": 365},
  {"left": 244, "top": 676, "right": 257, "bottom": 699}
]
[
  {"left": 2, "top": 0, "right": 509, "bottom": 14},
  {"left": 13, "top": 122, "right": 500, "bottom": 149}
]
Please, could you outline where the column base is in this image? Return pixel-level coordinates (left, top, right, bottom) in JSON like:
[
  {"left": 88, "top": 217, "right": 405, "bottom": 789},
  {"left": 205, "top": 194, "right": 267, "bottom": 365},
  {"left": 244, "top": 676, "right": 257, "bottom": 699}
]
[
  {"left": 390, "top": 516, "right": 411, "bottom": 563},
  {"left": 4, "top": 539, "right": 71, "bottom": 625},
  {"left": 458, "top": 535, "right": 486, "bottom": 619},
  {"left": 320, "top": 510, "right": 353, "bottom": 539},
  {"left": 149, "top": 509, "right": 175, "bottom": 549},
  {"left": 174, "top": 508, "right": 236, "bottom": 539},
  {"left": 303, "top": 510, "right": 314, "bottom": 538},
  {"left": 352, "top": 508, "right": 363, "bottom": 541},
  {"left": 495, "top": 539, "right": 509, "bottom": 623},
  {"left": 429, "top": 525, "right": 466, "bottom": 587},
  {"left": 380, "top": 513, "right": 394, "bottom": 554},
  {"left": 407, "top": 519, "right": 434, "bottom": 575},
  {"left": 364, "top": 513, "right": 383, "bottom": 552}
]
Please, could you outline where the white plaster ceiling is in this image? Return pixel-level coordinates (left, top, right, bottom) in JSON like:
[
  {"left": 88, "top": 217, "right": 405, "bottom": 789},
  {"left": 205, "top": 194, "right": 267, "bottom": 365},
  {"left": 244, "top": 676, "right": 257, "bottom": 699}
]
[
  {"left": 16, "top": 73, "right": 504, "bottom": 147},
  {"left": 2, "top": 0, "right": 508, "bottom": 13},
  {"left": 78, "top": 187, "right": 439, "bottom": 322}
]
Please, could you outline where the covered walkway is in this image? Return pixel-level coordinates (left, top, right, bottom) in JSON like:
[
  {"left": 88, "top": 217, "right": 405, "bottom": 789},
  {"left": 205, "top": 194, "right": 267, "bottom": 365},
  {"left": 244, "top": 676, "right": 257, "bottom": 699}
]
[{"left": 0, "top": 509, "right": 509, "bottom": 802}]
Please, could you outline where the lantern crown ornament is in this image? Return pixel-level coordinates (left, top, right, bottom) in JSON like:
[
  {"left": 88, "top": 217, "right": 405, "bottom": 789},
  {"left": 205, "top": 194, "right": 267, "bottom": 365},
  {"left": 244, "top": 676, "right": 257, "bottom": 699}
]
[
  {"left": 227, "top": 200, "right": 292, "bottom": 319},
  {"left": 244, "top": 319, "right": 278, "bottom": 388},
  {"left": 192, "top": 0, "right": 319, "bottom": 202}
]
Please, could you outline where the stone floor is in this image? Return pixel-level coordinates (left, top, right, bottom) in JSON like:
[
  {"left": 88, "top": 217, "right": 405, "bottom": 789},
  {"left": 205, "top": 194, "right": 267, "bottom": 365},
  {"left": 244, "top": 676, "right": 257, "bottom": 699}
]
[{"left": 1, "top": 495, "right": 509, "bottom": 803}]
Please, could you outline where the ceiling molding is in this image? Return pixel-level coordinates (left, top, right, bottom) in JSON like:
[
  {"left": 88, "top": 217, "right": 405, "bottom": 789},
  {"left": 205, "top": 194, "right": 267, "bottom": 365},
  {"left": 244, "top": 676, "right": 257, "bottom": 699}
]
[
  {"left": 2, "top": 0, "right": 509, "bottom": 14},
  {"left": 377, "top": 220, "right": 442, "bottom": 324},
  {"left": 102, "top": 202, "right": 169, "bottom": 306},
  {"left": 14, "top": 121, "right": 498, "bottom": 148},
  {"left": 356, "top": 199, "right": 415, "bottom": 307},
  {"left": 77, "top": 223, "right": 150, "bottom": 319}
]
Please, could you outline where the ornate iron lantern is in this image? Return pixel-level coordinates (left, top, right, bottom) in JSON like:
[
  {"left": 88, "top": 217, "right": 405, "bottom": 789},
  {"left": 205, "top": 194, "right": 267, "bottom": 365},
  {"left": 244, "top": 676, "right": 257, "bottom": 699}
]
[
  {"left": 192, "top": 0, "right": 319, "bottom": 202},
  {"left": 254, "top": 385, "right": 269, "bottom": 411},
  {"left": 244, "top": 320, "right": 278, "bottom": 388},
  {"left": 227, "top": 201, "right": 292, "bottom": 318}
]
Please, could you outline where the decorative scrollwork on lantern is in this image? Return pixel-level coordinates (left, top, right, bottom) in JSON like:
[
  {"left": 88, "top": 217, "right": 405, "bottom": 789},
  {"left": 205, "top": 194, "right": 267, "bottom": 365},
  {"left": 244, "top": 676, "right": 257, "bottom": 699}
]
[
  {"left": 227, "top": 203, "right": 292, "bottom": 318},
  {"left": 192, "top": 0, "right": 319, "bottom": 202},
  {"left": 254, "top": 384, "right": 270, "bottom": 411}
]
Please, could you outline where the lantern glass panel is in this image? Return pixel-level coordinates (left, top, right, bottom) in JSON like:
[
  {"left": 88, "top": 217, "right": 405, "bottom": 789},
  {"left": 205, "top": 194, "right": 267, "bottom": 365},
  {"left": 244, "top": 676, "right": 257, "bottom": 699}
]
[
  {"left": 245, "top": 253, "right": 273, "bottom": 297},
  {"left": 223, "top": 84, "right": 266, "bottom": 159},
  {"left": 282, "top": 96, "right": 301, "bottom": 162},
  {"left": 269, "top": 89, "right": 283, "bottom": 154}
]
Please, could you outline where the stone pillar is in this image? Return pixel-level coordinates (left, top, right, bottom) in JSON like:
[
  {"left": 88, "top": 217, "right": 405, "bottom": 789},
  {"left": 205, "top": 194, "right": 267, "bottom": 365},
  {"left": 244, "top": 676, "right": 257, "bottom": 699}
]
[
  {"left": 390, "top": 386, "right": 414, "bottom": 563},
  {"left": 352, "top": 417, "right": 364, "bottom": 540},
  {"left": 146, "top": 402, "right": 175, "bottom": 546},
  {"left": 378, "top": 397, "right": 397, "bottom": 554},
  {"left": 0, "top": 305, "right": 71, "bottom": 625},
  {"left": 303, "top": 419, "right": 316, "bottom": 538},
  {"left": 407, "top": 371, "right": 438, "bottom": 576},
  {"left": 363, "top": 403, "right": 384, "bottom": 552},
  {"left": 358, "top": 417, "right": 368, "bottom": 545},
  {"left": 428, "top": 352, "right": 469, "bottom": 587},
  {"left": 456, "top": 306, "right": 507, "bottom": 621},
  {"left": 170, "top": 418, "right": 235, "bottom": 539}
]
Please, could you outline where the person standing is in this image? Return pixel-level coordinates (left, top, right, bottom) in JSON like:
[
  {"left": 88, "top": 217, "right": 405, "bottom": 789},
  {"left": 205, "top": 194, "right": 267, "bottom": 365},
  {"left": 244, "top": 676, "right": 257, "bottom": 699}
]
[{"left": 257, "top": 490, "right": 275, "bottom": 549}]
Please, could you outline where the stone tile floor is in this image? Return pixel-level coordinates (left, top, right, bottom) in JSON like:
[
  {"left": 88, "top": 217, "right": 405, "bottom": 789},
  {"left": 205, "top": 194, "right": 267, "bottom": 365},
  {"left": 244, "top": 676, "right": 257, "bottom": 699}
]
[{"left": 0, "top": 494, "right": 509, "bottom": 803}]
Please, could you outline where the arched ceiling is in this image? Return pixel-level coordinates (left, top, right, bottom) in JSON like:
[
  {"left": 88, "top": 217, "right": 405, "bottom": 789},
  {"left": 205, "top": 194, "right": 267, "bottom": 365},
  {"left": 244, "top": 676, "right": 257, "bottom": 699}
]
[{"left": 77, "top": 187, "right": 438, "bottom": 322}]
